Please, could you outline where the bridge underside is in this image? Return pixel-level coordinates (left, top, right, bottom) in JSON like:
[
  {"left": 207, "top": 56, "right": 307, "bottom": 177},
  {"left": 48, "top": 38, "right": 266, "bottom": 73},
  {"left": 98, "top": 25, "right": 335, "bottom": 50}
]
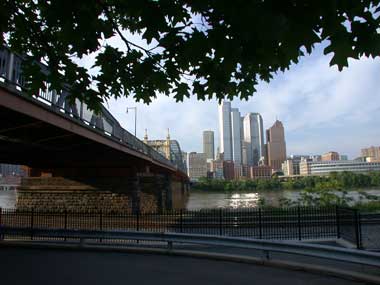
[
  {"left": 0, "top": 106, "right": 152, "bottom": 175},
  {"left": 0, "top": 87, "right": 189, "bottom": 212},
  {"left": 0, "top": 87, "right": 187, "bottom": 176}
]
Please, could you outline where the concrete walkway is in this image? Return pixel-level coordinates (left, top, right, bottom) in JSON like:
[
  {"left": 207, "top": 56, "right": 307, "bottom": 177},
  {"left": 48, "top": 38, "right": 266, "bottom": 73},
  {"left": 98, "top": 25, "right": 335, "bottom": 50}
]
[{"left": 0, "top": 247, "right": 369, "bottom": 285}]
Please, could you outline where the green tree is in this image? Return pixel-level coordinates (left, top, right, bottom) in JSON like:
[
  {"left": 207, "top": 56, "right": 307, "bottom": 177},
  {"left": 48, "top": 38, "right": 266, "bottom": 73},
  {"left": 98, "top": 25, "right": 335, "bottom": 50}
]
[
  {"left": 370, "top": 172, "right": 380, "bottom": 186},
  {"left": 1, "top": 1, "right": 380, "bottom": 110}
]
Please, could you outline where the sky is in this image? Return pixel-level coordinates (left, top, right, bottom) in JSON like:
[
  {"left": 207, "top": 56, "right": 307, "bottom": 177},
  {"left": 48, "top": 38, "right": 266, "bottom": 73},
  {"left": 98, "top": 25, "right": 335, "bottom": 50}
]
[
  {"left": 100, "top": 42, "right": 380, "bottom": 160},
  {"left": 77, "top": 34, "right": 380, "bottom": 160}
]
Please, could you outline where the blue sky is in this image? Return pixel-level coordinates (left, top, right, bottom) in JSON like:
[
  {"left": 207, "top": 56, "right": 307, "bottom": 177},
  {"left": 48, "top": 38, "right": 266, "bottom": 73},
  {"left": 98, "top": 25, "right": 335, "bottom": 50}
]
[{"left": 102, "top": 41, "right": 380, "bottom": 160}]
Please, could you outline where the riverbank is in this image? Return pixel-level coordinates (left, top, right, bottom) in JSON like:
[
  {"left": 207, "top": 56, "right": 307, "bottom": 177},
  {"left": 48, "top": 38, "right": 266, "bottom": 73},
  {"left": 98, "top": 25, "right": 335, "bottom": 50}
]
[{"left": 192, "top": 172, "right": 380, "bottom": 193}]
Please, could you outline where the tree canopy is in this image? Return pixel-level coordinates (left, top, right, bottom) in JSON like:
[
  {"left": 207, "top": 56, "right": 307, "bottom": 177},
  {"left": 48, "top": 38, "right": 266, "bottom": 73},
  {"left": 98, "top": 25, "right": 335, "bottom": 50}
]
[{"left": 1, "top": 1, "right": 379, "bottom": 110}]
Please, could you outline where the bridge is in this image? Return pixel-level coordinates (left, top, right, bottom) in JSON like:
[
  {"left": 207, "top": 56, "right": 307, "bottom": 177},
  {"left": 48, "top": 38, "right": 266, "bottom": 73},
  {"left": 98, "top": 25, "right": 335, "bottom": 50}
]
[
  {"left": 0, "top": 47, "right": 189, "bottom": 212},
  {"left": 143, "top": 129, "right": 187, "bottom": 174}
]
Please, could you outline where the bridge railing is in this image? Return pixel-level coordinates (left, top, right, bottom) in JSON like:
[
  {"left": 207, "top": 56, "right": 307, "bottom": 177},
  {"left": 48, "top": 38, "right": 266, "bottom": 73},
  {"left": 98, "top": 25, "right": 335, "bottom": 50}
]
[{"left": 0, "top": 47, "right": 186, "bottom": 174}]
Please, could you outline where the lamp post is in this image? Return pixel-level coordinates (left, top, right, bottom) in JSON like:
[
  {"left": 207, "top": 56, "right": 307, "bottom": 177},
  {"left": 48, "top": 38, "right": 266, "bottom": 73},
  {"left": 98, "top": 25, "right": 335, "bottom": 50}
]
[{"left": 126, "top": 107, "right": 137, "bottom": 137}]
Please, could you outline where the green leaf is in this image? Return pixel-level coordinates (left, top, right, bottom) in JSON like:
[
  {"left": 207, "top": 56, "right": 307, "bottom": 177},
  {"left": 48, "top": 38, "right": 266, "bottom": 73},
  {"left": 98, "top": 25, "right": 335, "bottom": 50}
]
[{"left": 2, "top": 1, "right": 379, "bottom": 108}]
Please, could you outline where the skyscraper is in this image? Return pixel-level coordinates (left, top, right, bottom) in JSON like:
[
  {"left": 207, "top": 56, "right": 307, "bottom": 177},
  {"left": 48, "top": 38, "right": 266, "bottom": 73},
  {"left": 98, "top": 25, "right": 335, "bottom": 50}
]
[
  {"left": 230, "top": 108, "right": 242, "bottom": 164},
  {"left": 203, "top": 130, "right": 215, "bottom": 160},
  {"left": 243, "top": 113, "right": 264, "bottom": 166},
  {"left": 188, "top": 152, "right": 207, "bottom": 181},
  {"left": 266, "top": 120, "right": 287, "bottom": 171},
  {"left": 218, "top": 101, "right": 233, "bottom": 161},
  {"left": 361, "top": 146, "right": 380, "bottom": 161}
]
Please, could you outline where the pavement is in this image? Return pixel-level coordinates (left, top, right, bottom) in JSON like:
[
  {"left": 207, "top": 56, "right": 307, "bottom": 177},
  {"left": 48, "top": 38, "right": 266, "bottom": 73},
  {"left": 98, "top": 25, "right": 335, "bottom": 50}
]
[{"left": 0, "top": 246, "right": 372, "bottom": 285}]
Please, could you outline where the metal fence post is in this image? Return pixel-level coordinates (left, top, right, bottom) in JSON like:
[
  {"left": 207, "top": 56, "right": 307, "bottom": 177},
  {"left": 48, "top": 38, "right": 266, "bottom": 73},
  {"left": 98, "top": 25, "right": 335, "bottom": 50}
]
[
  {"left": 259, "top": 208, "right": 263, "bottom": 239},
  {"left": 336, "top": 206, "right": 340, "bottom": 239},
  {"left": 64, "top": 210, "right": 68, "bottom": 242},
  {"left": 219, "top": 208, "right": 223, "bottom": 236},
  {"left": 30, "top": 209, "right": 34, "bottom": 240},
  {"left": 99, "top": 210, "right": 103, "bottom": 243},
  {"left": 6, "top": 53, "right": 14, "bottom": 83},
  {"left": 297, "top": 206, "right": 301, "bottom": 241},
  {"left": 136, "top": 209, "right": 140, "bottom": 232},
  {"left": 354, "top": 209, "right": 362, "bottom": 249},
  {"left": 80, "top": 102, "right": 84, "bottom": 119},
  {"left": 0, "top": 208, "right": 3, "bottom": 240},
  {"left": 180, "top": 209, "right": 183, "bottom": 233}
]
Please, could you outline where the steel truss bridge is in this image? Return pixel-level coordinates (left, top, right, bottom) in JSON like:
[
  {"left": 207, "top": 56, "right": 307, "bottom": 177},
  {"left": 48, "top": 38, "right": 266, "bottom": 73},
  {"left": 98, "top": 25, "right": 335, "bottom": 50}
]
[{"left": 0, "top": 46, "right": 187, "bottom": 179}]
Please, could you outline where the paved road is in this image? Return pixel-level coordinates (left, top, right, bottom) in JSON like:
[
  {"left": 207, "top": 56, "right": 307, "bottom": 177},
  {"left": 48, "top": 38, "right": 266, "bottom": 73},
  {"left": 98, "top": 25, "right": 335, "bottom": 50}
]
[{"left": 0, "top": 247, "right": 368, "bottom": 285}]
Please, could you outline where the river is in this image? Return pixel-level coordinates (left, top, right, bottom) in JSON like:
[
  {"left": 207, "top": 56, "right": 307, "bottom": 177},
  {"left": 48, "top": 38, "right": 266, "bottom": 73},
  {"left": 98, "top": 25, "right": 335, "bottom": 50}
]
[
  {"left": 0, "top": 190, "right": 16, "bottom": 209},
  {"left": 1, "top": 188, "right": 380, "bottom": 210},
  {"left": 186, "top": 189, "right": 380, "bottom": 210}
]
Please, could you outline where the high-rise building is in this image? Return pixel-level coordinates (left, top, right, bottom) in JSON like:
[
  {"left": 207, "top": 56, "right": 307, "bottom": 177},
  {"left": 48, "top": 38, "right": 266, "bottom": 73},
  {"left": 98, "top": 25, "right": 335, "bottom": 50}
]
[
  {"left": 361, "top": 146, "right": 380, "bottom": 162},
  {"left": 188, "top": 152, "right": 207, "bottom": 181},
  {"left": 266, "top": 120, "right": 287, "bottom": 171},
  {"left": 243, "top": 113, "right": 264, "bottom": 166},
  {"left": 210, "top": 158, "right": 224, "bottom": 179},
  {"left": 223, "top": 161, "right": 235, "bottom": 180},
  {"left": 241, "top": 141, "right": 250, "bottom": 165},
  {"left": 231, "top": 108, "right": 242, "bottom": 164},
  {"left": 240, "top": 116, "right": 245, "bottom": 162},
  {"left": 321, "top": 151, "right": 340, "bottom": 161},
  {"left": 218, "top": 101, "right": 233, "bottom": 161},
  {"left": 202, "top": 130, "right": 215, "bottom": 160}
]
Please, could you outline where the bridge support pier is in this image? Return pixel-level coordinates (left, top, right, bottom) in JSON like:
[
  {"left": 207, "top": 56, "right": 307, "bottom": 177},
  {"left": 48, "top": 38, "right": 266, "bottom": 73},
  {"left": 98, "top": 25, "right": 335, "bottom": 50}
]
[
  {"left": 16, "top": 171, "right": 189, "bottom": 212},
  {"left": 131, "top": 177, "right": 141, "bottom": 214},
  {"left": 164, "top": 175, "right": 173, "bottom": 211},
  {"left": 155, "top": 177, "right": 164, "bottom": 214}
]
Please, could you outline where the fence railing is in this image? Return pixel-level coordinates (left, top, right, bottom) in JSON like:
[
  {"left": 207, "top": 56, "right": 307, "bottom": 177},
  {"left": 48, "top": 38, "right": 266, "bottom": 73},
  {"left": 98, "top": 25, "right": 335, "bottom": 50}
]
[
  {"left": 0, "top": 207, "right": 364, "bottom": 248},
  {"left": 0, "top": 46, "right": 186, "bottom": 173}
]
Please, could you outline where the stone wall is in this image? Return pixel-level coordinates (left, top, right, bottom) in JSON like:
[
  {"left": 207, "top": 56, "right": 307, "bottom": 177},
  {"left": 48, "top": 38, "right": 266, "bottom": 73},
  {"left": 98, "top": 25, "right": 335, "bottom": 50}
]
[
  {"left": 17, "top": 190, "right": 133, "bottom": 212},
  {"left": 16, "top": 176, "right": 189, "bottom": 212}
]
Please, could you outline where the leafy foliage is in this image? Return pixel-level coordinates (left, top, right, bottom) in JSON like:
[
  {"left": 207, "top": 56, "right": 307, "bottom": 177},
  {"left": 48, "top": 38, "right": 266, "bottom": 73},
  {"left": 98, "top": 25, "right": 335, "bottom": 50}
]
[
  {"left": 194, "top": 171, "right": 380, "bottom": 210},
  {"left": 1, "top": 1, "right": 380, "bottom": 109},
  {"left": 194, "top": 171, "right": 380, "bottom": 192}
]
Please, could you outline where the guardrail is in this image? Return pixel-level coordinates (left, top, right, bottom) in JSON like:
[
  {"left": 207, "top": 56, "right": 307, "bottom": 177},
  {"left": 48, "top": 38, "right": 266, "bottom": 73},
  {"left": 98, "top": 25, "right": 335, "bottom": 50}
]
[
  {"left": 0, "top": 47, "right": 186, "bottom": 173},
  {"left": 1, "top": 227, "right": 379, "bottom": 268}
]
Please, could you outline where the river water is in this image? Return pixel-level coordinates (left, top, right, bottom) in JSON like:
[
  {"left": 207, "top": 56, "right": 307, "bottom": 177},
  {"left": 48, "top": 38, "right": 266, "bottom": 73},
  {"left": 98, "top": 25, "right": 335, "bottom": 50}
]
[
  {"left": 186, "top": 189, "right": 380, "bottom": 210},
  {"left": 1, "top": 188, "right": 380, "bottom": 210},
  {"left": 0, "top": 190, "right": 16, "bottom": 209}
]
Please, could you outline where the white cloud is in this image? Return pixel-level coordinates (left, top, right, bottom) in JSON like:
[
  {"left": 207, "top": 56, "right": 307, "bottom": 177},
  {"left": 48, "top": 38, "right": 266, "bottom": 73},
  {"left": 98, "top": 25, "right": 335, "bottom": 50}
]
[{"left": 103, "top": 43, "right": 380, "bottom": 159}]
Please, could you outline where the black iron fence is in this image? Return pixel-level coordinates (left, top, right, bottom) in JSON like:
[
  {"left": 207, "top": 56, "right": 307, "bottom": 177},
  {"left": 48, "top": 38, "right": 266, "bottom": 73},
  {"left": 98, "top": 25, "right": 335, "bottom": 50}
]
[
  {"left": 0, "top": 207, "right": 366, "bottom": 249},
  {"left": 336, "top": 207, "right": 362, "bottom": 249}
]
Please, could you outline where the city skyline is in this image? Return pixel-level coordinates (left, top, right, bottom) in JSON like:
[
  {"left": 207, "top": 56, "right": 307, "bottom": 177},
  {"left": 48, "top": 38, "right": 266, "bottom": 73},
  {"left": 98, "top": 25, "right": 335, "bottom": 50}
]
[{"left": 104, "top": 43, "right": 380, "bottom": 159}]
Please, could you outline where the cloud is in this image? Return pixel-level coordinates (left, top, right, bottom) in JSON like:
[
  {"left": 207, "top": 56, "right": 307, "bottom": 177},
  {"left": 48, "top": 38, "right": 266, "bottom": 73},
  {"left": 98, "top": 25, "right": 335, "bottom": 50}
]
[
  {"left": 230, "top": 45, "right": 380, "bottom": 158},
  {"left": 104, "top": 43, "right": 380, "bottom": 159}
]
